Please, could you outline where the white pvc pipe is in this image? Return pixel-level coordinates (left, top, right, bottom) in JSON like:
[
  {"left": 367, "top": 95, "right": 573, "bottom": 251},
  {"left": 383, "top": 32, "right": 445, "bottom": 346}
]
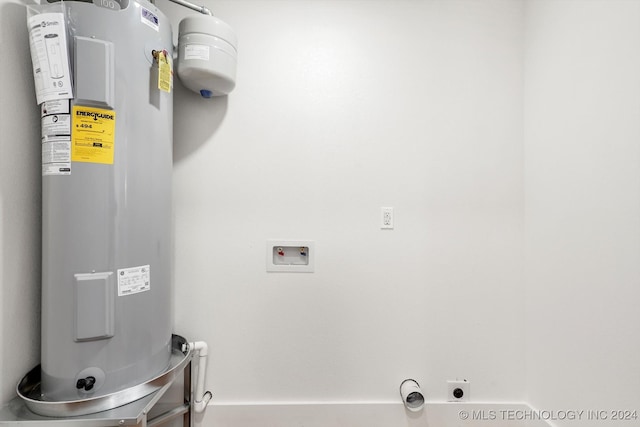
[
  {"left": 189, "top": 341, "right": 212, "bottom": 413},
  {"left": 167, "top": 0, "right": 213, "bottom": 15}
]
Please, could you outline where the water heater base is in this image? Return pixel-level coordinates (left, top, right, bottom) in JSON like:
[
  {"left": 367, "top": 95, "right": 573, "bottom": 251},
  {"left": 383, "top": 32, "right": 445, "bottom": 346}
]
[{"left": 17, "top": 335, "right": 192, "bottom": 418}]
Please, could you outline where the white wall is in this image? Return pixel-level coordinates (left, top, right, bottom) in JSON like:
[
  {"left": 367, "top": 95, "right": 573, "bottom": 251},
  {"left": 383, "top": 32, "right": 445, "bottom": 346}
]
[
  {"left": 524, "top": 1, "right": 640, "bottom": 425},
  {"left": 168, "top": 0, "right": 526, "bottom": 406},
  {"left": 0, "top": 0, "right": 41, "bottom": 404}
]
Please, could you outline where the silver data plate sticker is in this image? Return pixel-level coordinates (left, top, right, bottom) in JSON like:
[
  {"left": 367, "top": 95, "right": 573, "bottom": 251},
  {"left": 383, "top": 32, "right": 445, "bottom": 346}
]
[{"left": 117, "top": 265, "right": 151, "bottom": 296}]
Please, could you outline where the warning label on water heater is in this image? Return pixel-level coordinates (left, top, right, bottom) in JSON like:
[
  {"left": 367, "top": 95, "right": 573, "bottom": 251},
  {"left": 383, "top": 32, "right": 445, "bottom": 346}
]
[
  {"left": 41, "top": 100, "right": 71, "bottom": 175},
  {"left": 117, "top": 265, "right": 150, "bottom": 297}
]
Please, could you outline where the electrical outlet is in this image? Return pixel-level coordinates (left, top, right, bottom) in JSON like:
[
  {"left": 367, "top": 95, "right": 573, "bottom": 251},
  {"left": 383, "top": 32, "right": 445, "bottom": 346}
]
[
  {"left": 381, "top": 207, "right": 394, "bottom": 229},
  {"left": 447, "top": 380, "right": 470, "bottom": 402}
]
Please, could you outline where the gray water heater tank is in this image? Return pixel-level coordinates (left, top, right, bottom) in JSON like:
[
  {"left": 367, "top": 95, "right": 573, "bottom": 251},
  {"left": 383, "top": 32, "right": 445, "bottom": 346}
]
[{"left": 40, "top": 0, "right": 173, "bottom": 401}]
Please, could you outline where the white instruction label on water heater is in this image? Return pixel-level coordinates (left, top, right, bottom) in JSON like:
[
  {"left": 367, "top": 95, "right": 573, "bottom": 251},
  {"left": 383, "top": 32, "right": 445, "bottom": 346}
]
[
  {"left": 117, "top": 265, "right": 150, "bottom": 297},
  {"left": 41, "top": 100, "right": 71, "bottom": 175},
  {"left": 27, "top": 12, "right": 73, "bottom": 104}
]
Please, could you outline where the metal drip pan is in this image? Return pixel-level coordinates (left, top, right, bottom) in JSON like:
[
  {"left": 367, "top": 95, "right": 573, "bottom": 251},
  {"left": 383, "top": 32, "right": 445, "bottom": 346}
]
[{"left": 17, "top": 335, "right": 192, "bottom": 418}]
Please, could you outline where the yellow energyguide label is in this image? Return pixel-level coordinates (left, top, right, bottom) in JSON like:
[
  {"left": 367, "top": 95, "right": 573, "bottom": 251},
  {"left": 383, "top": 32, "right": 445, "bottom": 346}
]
[{"left": 71, "top": 106, "right": 116, "bottom": 165}]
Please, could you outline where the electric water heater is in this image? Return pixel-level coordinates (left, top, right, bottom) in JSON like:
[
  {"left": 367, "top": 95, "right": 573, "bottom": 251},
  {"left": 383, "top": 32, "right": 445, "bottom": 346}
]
[{"left": 40, "top": 0, "right": 174, "bottom": 401}]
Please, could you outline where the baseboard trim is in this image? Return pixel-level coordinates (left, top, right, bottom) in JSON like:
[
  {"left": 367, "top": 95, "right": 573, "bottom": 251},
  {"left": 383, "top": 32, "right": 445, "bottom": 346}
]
[{"left": 198, "top": 401, "right": 553, "bottom": 427}]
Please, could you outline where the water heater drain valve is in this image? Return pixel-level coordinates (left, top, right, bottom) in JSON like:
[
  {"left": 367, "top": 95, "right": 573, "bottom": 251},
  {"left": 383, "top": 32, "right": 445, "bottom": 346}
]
[{"left": 76, "top": 376, "right": 96, "bottom": 392}]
